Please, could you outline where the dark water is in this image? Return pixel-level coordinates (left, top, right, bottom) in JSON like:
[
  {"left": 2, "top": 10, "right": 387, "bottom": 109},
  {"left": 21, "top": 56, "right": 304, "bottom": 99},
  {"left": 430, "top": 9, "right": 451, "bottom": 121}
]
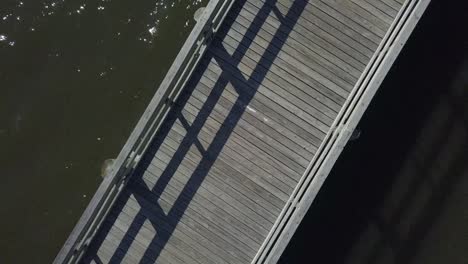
[
  {"left": 281, "top": 0, "right": 468, "bottom": 263},
  {"left": 0, "top": 0, "right": 207, "bottom": 262}
]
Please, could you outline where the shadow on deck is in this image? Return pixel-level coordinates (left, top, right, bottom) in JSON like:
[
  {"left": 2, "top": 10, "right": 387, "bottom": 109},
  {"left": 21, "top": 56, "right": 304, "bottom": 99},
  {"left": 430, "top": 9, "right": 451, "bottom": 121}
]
[{"left": 83, "top": 0, "right": 308, "bottom": 263}]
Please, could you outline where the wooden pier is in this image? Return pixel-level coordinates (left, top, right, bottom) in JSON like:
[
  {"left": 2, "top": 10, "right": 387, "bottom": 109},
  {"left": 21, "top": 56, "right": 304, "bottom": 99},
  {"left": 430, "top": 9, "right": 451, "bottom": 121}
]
[{"left": 55, "top": 0, "right": 430, "bottom": 263}]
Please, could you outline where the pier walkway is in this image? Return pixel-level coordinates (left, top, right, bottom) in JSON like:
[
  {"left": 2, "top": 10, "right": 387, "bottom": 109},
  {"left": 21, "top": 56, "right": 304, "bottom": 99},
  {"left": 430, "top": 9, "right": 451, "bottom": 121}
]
[{"left": 55, "top": 0, "right": 430, "bottom": 263}]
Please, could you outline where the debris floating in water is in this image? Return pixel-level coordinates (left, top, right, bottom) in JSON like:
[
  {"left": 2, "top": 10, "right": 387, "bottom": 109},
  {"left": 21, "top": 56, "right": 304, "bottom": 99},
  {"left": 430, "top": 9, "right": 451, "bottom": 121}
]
[
  {"left": 8, "top": 41, "right": 15, "bottom": 46},
  {"left": 0, "top": 35, "right": 6, "bottom": 41},
  {"left": 97, "top": 137, "right": 101, "bottom": 141},
  {"left": 97, "top": 6, "right": 105, "bottom": 11}
]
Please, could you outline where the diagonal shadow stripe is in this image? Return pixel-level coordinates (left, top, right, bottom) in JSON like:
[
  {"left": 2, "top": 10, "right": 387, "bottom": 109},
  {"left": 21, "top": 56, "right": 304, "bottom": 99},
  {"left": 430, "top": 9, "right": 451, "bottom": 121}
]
[{"left": 84, "top": 0, "right": 308, "bottom": 263}]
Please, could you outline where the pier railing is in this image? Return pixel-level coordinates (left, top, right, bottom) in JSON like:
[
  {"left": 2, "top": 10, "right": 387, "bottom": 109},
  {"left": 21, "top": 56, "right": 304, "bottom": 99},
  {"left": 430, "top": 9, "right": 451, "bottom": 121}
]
[
  {"left": 251, "top": 0, "right": 431, "bottom": 263},
  {"left": 54, "top": 0, "right": 235, "bottom": 263}
]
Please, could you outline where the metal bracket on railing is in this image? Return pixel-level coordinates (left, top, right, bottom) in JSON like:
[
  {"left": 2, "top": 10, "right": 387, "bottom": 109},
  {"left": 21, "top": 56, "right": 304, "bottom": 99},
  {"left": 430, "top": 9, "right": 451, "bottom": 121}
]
[
  {"left": 131, "top": 154, "right": 141, "bottom": 169},
  {"left": 124, "top": 151, "right": 141, "bottom": 169},
  {"left": 124, "top": 151, "right": 136, "bottom": 168}
]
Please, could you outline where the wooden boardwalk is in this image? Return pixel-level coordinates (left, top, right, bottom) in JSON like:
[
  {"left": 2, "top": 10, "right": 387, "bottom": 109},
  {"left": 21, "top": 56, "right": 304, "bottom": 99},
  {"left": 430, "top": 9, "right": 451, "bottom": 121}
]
[{"left": 55, "top": 0, "right": 430, "bottom": 263}]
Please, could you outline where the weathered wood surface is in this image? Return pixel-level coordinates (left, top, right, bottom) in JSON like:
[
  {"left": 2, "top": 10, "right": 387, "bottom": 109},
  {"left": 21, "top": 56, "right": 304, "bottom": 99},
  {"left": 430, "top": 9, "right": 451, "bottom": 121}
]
[{"left": 78, "top": 0, "right": 427, "bottom": 263}]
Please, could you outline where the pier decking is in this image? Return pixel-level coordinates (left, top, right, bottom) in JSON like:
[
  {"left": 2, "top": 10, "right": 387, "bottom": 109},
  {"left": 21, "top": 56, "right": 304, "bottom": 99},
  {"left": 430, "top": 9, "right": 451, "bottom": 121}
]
[{"left": 55, "top": 0, "right": 430, "bottom": 263}]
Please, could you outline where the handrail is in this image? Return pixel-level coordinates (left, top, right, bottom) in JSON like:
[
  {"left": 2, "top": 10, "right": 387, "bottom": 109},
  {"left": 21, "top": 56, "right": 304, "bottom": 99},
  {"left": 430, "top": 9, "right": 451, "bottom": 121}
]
[
  {"left": 251, "top": 0, "right": 431, "bottom": 263},
  {"left": 53, "top": 0, "right": 236, "bottom": 263}
]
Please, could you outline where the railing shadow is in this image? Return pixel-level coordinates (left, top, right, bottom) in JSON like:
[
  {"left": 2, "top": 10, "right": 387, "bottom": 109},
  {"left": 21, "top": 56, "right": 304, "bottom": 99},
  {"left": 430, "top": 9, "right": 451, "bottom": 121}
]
[
  {"left": 82, "top": 0, "right": 308, "bottom": 263},
  {"left": 356, "top": 59, "right": 468, "bottom": 264},
  {"left": 279, "top": 14, "right": 468, "bottom": 261}
]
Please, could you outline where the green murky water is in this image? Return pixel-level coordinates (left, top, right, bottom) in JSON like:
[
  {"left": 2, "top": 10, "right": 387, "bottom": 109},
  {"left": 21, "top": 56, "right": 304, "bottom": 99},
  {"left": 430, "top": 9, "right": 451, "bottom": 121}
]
[{"left": 0, "top": 0, "right": 206, "bottom": 262}]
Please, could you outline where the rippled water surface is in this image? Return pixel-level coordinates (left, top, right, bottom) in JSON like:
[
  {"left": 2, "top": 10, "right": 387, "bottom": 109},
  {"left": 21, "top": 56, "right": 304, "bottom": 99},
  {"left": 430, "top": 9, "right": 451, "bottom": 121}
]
[{"left": 0, "top": 0, "right": 206, "bottom": 262}]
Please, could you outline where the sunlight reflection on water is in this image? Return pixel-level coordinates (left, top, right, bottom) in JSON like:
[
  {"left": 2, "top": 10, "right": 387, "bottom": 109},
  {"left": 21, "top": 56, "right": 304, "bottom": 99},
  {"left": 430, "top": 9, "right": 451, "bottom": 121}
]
[
  {"left": 0, "top": 0, "right": 204, "bottom": 48},
  {"left": 0, "top": 0, "right": 207, "bottom": 262}
]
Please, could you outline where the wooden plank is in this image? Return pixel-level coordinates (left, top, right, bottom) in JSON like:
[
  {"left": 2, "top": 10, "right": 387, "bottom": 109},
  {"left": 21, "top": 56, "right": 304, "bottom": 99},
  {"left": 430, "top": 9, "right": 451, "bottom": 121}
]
[
  {"left": 148, "top": 144, "right": 279, "bottom": 212},
  {"left": 162, "top": 121, "right": 295, "bottom": 195},
  {"left": 106, "top": 200, "right": 201, "bottom": 264},
  {"left": 183, "top": 94, "right": 308, "bottom": 176},
  {"left": 351, "top": 0, "right": 395, "bottom": 23},
  {"left": 380, "top": 0, "right": 403, "bottom": 11},
  {"left": 176, "top": 102, "right": 300, "bottom": 193},
  {"left": 96, "top": 211, "right": 189, "bottom": 264},
  {"left": 234, "top": 0, "right": 363, "bottom": 85},
  {"left": 178, "top": 102, "right": 303, "bottom": 181},
  {"left": 308, "top": 0, "right": 383, "bottom": 44},
  {"left": 129, "top": 177, "right": 263, "bottom": 253},
  {"left": 249, "top": 0, "right": 380, "bottom": 50},
  {"left": 225, "top": 21, "right": 354, "bottom": 105},
  {"left": 148, "top": 128, "right": 280, "bottom": 226},
  {"left": 152, "top": 118, "right": 290, "bottom": 208},
  {"left": 226, "top": 4, "right": 367, "bottom": 72},
  {"left": 118, "top": 189, "right": 245, "bottom": 264},
  {"left": 344, "top": 0, "right": 392, "bottom": 31},
  {"left": 185, "top": 75, "right": 312, "bottom": 168},
  {"left": 191, "top": 79, "right": 314, "bottom": 167},
  {"left": 200, "top": 70, "right": 323, "bottom": 152},
  {"left": 169, "top": 117, "right": 298, "bottom": 189},
  {"left": 203, "top": 54, "right": 331, "bottom": 139},
  {"left": 154, "top": 132, "right": 287, "bottom": 208},
  {"left": 108, "top": 211, "right": 206, "bottom": 264},
  {"left": 227, "top": 16, "right": 363, "bottom": 79},
  {"left": 148, "top": 146, "right": 281, "bottom": 219},
  {"left": 199, "top": 69, "right": 325, "bottom": 150},
  {"left": 102, "top": 220, "right": 188, "bottom": 264},
  {"left": 145, "top": 146, "right": 272, "bottom": 243},
  {"left": 219, "top": 25, "right": 348, "bottom": 110},
  {"left": 127, "top": 178, "right": 259, "bottom": 258},
  {"left": 364, "top": 0, "right": 400, "bottom": 16},
  {"left": 319, "top": 0, "right": 387, "bottom": 37},
  {"left": 114, "top": 197, "right": 246, "bottom": 264},
  {"left": 224, "top": 15, "right": 357, "bottom": 97},
  {"left": 230, "top": 2, "right": 371, "bottom": 67},
  {"left": 217, "top": 33, "right": 344, "bottom": 118},
  {"left": 238, "top": 0, "right": 374, "bottom": 60}
]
